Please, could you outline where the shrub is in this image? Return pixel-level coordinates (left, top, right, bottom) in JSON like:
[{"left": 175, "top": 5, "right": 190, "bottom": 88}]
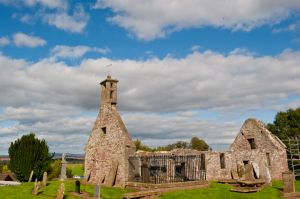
[
  {"left": 2, "top": 165, "right": 9, "bottom": 173},
  {"left": 8, "top": 133, "right": 53, "bottom": 181},
  {"left": 0, "top": 161, "right": 3, "bottom": 173},
  {"left": 66, "top": 167, "right": 73, "bottom": 178},
  {"left": 48, "top": 160, "right": 61, "bottom": 180}
]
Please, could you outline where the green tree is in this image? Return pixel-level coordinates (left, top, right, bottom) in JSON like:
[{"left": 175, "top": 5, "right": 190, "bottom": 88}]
[
  {"left": 8, "top": 133, "right": 53, "bottom": 181},
  {"left": 0, "top": 161, "right": 3, "bottom": 173},
  {"left": 267, "top": 108, "right": 300, "bottom": 139},
  {"left": 48, "top": 160, "right": 61, "bottom": 180},
  {"left": 190, "top": 137, "right": 209, "bottom": 151},
  {"left": 134, "top": 139, "right": 153, "bottom": 152}
]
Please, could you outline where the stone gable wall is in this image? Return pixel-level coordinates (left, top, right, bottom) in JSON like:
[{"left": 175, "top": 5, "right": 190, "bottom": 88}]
[
  {"left": 84, "top": 77, "right": 135, "bottom": 187},
  {"left": 229, "top": 118, "right": 288, "bottom": 180}
]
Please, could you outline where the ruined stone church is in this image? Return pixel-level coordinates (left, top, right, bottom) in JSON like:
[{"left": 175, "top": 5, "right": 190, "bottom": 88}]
[{"left": 85, "top": 75, "right": 288, "bottom": 187}]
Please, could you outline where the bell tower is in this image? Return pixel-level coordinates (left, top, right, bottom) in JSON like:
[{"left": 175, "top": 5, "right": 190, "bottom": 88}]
[{"left": 100, "top": 75, "right": 118, "bottom": 106}]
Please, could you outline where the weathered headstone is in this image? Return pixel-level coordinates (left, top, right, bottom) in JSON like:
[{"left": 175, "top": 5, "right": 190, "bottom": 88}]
[
  {"left": 32, "top": 179, "right": 41, "bottom": 195},
  {"left": 252, "top": 162, "right": 259, "bottom": 178},
  {"left": 104, "top": 160, "right": 118, "bottom": 187},
  {"left": 94, "top": 185, "right": 101, "bottom": 199},
  {"left": 243, "top": 164, "right": 255, "bottom": 181},
  {"left": 263, "top": 160, "right": 272, "bottom": 184},
  {"left": 237, "top": 164, "right": 245, "bottom": 178},
  {"left": 56, "top": 183, "right": 65, "bottom": 199},
  {"left": 75, "top": 180, "right": 80, "bottom": 194},
  {"left": 59, "top": 153, "right": 67, "bottom": 181},
  {"left": 28, "top": 170, "right": 34, "bottom": 182},
  {"left": 231, "top": 169, "right": 239, "bottom": 180},
  {"left": 282, "top": 171, "right": 295, "bottom": 193},
  {"left": 42, "top": 171, "right": 47, "bottom": 187}
]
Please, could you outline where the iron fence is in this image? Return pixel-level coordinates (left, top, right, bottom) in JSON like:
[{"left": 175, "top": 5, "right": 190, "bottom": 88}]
[{"left": 129, "top": 154, "right": 206, "bottom": 184}]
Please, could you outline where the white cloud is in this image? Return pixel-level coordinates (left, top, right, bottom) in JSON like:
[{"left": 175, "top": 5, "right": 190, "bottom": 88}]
[
  {"left": 123, "top": 112, "right": 240, "bottom": 147},
  {"left": 0, "top": 49, "right": 300, "bottom": 153},
  {"left": 13, "top": 32, "right": 46, "bottom": 47},
  {"left": 24, "top": 0, "right": 67, "bottom": 9},
  {"left": 94, "top": 0, "right": 300, "bottom": 40},
  {"left": 51, "top": 45, "right": 109, "bottom": 59},
  {"left": 43, "top": 6, "right": 89, "bottom": 33},
  {"left": 0, "top": 37, "right": 10, "bottom": 46},
  {"left": 1, "top": 49, "right": 300, "bottom": 111}
]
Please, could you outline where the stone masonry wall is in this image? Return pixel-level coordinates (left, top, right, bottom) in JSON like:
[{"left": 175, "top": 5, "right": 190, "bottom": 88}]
[
  {"left": 230, "top": 118, "right": 288, "bottom": 180},
  {"left": 84, "top": 76, "right": 135, "bottom": 187}
]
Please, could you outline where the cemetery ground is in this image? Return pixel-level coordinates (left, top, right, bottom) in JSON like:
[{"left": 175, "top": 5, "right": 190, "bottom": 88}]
[{"left": 1, "top": 180, "right": 300, "bottom": 198}]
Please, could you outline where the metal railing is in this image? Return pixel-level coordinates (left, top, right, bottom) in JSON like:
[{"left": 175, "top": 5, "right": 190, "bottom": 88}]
[{"left": 129, "top": 154, "right": 206, "bottom": 184}]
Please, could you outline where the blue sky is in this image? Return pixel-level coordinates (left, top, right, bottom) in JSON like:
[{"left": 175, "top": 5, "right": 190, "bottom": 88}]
[{"left": 0, "top": 0, "right": 300, "bottom": 154}]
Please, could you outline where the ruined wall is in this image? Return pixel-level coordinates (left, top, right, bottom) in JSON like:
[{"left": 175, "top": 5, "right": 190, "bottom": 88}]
[
  {"left": 230, "top": 118, "right": 288, "bottom": 180},
  {"left": 127, "top": 118, "right": 288, "bottom": 182},
  {"left": 204, "top": 151, "right": 234, "bottom": 181},
  {"left": 84, "top": 76, "right": 135, "bottom": 187}
]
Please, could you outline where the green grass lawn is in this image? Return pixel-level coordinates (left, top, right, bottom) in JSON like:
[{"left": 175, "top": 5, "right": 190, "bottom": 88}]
[
  {"left": 1, "top": 180, "right": 300, "bottom": 199},
  {"left": 160, "top": 181, "right": 300, "bottom": 199},
  {"left": 67, "top": 164, "right": 84, "bottom": 176},
  {"left": 0, "top": 180, "right": 131, "bottom": 199}
]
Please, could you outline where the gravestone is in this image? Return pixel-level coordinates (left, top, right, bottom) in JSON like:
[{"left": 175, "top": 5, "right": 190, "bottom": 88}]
[
  {"left": 264, "top": 160, "right": 272, "bottom": 184},
  {"left": 104, "top": 160, "right": 118, "bottom": 187},
  {"left": 28, "top": 170, "right": 34, "bottom": 182},
  {"left": 59, "top": 153, "right": 67, "bottom": 181},
  {"left": 243, "top": 164, "right": 255, "bottom": 181},
  {"left": 42, "top": 171, "right": 47, "bottom": 187},
  {"left": 32, "top": 179, "right": 40, "bottom": 195},
  {"left": 75, "top": 180, "right": 80, "bottom": 194},
  {"left": 237, "top": 164, "right": 245, "bottom": 178},
  {"left": 57, "top": 183, "right": 65, "bottom": 199},
  {"left": 252, "top": 162, "right": 259, "bottom": 178},
  {"left": 94, "top": 185, "right": 101, "bottom": 199},
  {"left": 282, "top": 171, "right": 295, "bottom": 193},
  {"left": 231, "top": 168, "right": 239, "bottom": 180}
]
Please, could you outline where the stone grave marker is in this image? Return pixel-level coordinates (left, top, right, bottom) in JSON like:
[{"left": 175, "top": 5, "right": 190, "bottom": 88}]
[
  {"left": 231, "top": 168, "right": 239, "bottom": 180},
  {"left": 104, "top": 160, "right": 118, "bottom": 187},
  {"left": 57, "top": 183, "right": 65, "bottom": 199},
  {"left": 28, "top": 170, "right": 34, "bottom": 182},
  {"left": 243, "top": 164, "right": 255, "bottom": 181},
  {"left": 283, "top": 171, "right": 295, "bottom": 193},
  {"left": 94, "top": 185, "right": 101, "bottom": 199},
  {"left": 75, "top": 180, "right": 80, "bottom": 194},
  {"left": 42, "top": 171, "right": 47, "bottom": 187},
  {"left": 59, "top": 153, "right": 67, "bottom": 181},
  {"left": 32, "top": 179, "right": 41, "bottom": 195}
]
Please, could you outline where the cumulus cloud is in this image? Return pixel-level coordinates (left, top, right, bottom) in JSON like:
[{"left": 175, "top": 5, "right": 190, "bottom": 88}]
[
  {"left": 0, "top": 49, "right": 300, "bottom": 153},
  {"left": 43, "top": 5, "right": 89, "bottom": 33},
  {"left": 51, "top": 45, "right": 109, "bottom": 59},
  {"left": 0, "top": 115, "right": 94, "bottom": 154},
  {"left": 13, "top": 32, "right": 46, "bottom": 47},
  {"left": 123, "top": 112, "right": 240, "bottom": 146},
  {"left": 0, "top": 37, "right": 10, "bottom": 46},
  {"left": 94, "top": 0, "right": 300, "bottom": 40},
  {"left": 1, "top": 49, "right": 300, "bottom": 111}
]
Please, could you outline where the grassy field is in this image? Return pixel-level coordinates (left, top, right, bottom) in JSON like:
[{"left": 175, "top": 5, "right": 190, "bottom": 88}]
[
  {"left": 1, "top": 180, "right": 300, "bottom": 199},
  {"left": 67, "top": 164, "right": 84, "bottom": 176},
  {"left": 0, "top": 180, "right": 131, "bottom": 199}
]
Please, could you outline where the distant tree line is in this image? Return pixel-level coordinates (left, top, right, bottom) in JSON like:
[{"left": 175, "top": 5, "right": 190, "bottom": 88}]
[{"left": 134, "top": 136, "right": 210, "bottom": 152}]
